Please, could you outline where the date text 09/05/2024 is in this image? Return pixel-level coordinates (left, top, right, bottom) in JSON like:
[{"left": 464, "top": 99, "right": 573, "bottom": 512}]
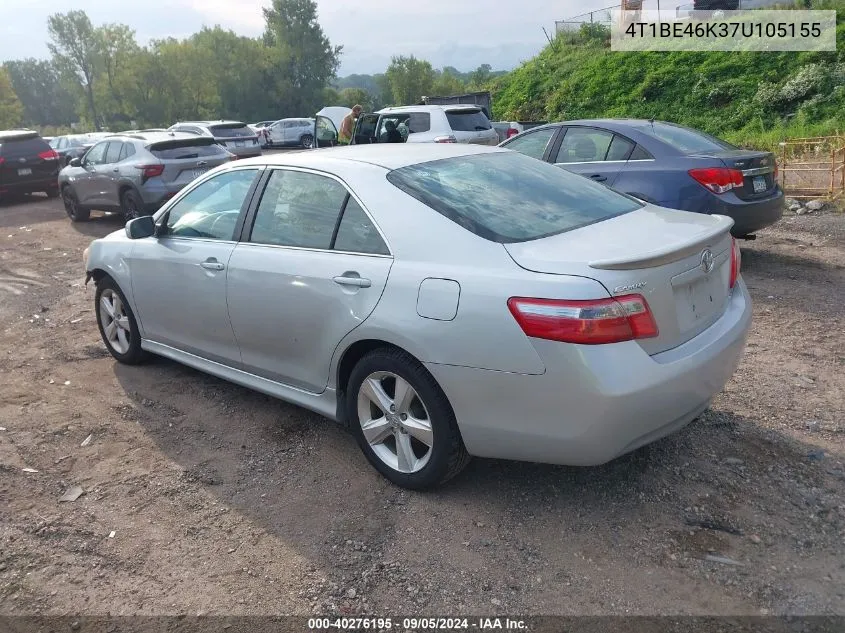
[{"left": 307, "top": 617, "right": 528, "bottom": 630}]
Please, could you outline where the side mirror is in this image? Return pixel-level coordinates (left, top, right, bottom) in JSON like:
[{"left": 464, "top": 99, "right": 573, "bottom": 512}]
[
  {"left": 125, "top": 215, "right": 155, "bottom": 239},
  {"left": 69, "top": 157, "right": 82, "bottom": 167}
]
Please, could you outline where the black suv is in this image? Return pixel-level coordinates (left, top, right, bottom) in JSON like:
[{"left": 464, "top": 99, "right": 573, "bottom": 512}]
[{"left": 0, "top": 130, "right": 60, "bottom": 201}]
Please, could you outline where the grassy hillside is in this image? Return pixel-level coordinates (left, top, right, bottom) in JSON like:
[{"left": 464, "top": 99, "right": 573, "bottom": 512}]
[{"left": 491, "top": 8, "right": 845, "bottom": 150}]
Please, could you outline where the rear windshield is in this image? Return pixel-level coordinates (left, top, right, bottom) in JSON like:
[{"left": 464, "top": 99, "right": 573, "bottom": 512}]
[
  {"left": 209, "top": 124, "right": 254, "bottom": 138},
  {"left": 446, "top": 109, "right": 491, "bottom": 132},
  {"left": 0, "top": 136, "right": 49, "bottom": 156},
  {"left": 387, "top": 152, "right": 642, "bottom": 243},
  {"left": 149, "top": 140, "right": 228, "bottom": 160},
  {"left": 642, "top": 122, "right": 736, "bottom": 154}
]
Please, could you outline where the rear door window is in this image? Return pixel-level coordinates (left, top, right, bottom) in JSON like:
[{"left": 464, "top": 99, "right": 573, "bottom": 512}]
[
  {"left": 105, "top": 142, "right": 123, "bottom": 164},
  {"left": 446, "top": 109, "right": 491, "bottom": 131},
  {"left": 606, "top": 135, "right": 635, "bottom": 161},
  {"left": 119, "top": 143, "right": 136, "bottom": 161},
  {"left": 502, "top": 128, "right": 556, "bottom": 160},
  {"left": 333, "top": 198, "right": 389, "bottom": 255},
  {"left": 554, "top": 128, "right": 614, "bottom": 163}
]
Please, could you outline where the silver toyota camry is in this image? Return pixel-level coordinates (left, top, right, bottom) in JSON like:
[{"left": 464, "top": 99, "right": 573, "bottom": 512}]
[{"left": 84, "top": 144, "right": 751, "bottom": 489}]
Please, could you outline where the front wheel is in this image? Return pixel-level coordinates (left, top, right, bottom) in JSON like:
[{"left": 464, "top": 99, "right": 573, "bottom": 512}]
[
  {"left": 62, "top": 187, "right": 90, "bottom": 222},
  {"left": 300, "top": 134, "right": 314, "bottom": 149},
  {"left": 346, "top": 348, "right": 470, "bottom": 489},
  {"left": 95, "top": 277, "right": 148, "bottom": 365}
]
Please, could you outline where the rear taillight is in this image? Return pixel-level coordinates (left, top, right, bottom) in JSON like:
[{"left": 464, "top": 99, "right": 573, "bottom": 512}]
[
  {"left": 506, "top": 128, "right": 519, "bottom": 138},
  {"left": 688, "top": 167, "right": 744, "bottom": 194},
  {"left": 434, "top": 135, "right": 457, "bottom": 143},
  {"left": 0, "top": 157, "right": 5, "bottom": 166},
  {"left": 507, "top": 294, "right": 659, "bottom": 345},
  {"left": 38, "top": 149, "right": 59, "bottom": 161},
  {"left": 729, "top": 237, "right": 741, "bottom": 289},
  {"left": 136, "top": 164, "right": 164, "bottom": 179}
]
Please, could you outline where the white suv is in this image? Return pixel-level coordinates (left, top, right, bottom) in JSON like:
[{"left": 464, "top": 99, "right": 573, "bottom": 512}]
[{"left": 316, "top": 105, "right": 499, "bottom": 147}]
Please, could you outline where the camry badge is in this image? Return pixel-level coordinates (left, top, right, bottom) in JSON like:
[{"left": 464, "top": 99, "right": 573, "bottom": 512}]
[{"left": 613, "top": 281, "right": 646, "bottom": 294}]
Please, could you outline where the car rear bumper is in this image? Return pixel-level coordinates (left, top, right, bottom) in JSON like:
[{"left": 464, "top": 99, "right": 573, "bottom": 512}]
[
  {"left": 712, "top": 188, "right": 784, "bottom": 236},
  {"left": 0, "top": 176, "right": 58, "bottom": 194},
  {"left": 426, "top": 280, "right": 751, "bottom": 466}
]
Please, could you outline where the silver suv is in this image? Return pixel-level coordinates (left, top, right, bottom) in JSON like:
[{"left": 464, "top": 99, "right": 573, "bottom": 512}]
[
  {"left": 168, "top": 121, "right": 262, "bottom": 159},
  {"left": 58, "top": 131, "right": 234, "bottom": 222},
  {"left": 265, "top": 118, "right": 315, "bottom": 148}
]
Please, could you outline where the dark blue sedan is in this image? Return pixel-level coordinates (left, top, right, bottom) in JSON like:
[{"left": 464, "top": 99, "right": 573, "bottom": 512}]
[{"left": 499, "top": 119, "right": 784, "bottom": 237}]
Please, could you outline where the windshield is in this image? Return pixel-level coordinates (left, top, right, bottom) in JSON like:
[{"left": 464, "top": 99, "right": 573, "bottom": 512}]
[
  {"left": 642, "top": 122, "right": 736, "bottom": 154},
  {"left": 387, "top": 152, "right": 642, "bottom": 243}
]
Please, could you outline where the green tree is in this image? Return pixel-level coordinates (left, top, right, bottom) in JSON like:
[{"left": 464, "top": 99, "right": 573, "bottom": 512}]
[
  {"left": 4, "top": 59, "right": 76, "bottom": 126},
  {"left": 47, "top": 10, "right": 102, "bottom": 129},
  {"left": 0, "top": 68, "right": 24, "bottom": 128},
  {"left": 263, "top": 0, "right": 342, "bottom": 115},
  {"left": 432, "top": 69, "right": 466, "bottom": 96},
  {"left": 339, "top": 87, "right": 372, "bottom": 111},
  {"left": 384, "top": 55, "right": 435, "bottom": 105},
  {"left": 95, "top": 23, "right": 139, "bottom": 125},
  {"left": 469, "top": 63, "right": 493, "bottom": 88}
]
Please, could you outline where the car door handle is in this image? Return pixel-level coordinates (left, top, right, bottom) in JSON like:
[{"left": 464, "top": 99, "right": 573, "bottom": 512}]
[
  {"left": 200, "top": 259, "right": 225, "bottom": 271},
  {"left": 112, "top": 168, "right": 119, "bottom": 172},
  {"left": 589, "top": 174, "right": 607, "bottom": 182},
  {"left": 333, "top": 274, "right": 371, "bottom": 288}
]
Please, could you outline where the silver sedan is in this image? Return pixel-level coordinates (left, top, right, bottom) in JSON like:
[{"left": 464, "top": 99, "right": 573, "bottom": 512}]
[{"left": 84, "top": 144, "right": 751, "bottom": 489}]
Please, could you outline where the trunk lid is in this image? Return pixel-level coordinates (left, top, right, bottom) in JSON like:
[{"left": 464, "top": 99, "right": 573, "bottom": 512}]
[
  {"left": 503, "top": 205, "right": 736, "bottom": 354},
  {"left": 695, "top": 149, "right": 778, "bottom": 200},
  {"left": 147, "top": 139, "right": 231, "bottom": 187}
]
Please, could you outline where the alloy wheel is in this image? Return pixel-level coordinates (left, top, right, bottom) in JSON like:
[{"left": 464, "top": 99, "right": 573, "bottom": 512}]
[
  {"left": 99, "top": 288, "right": 132, "bottom": 354},
  {"left": 301, "top": 134, "right": 314, "bottom": 149},
  {"left": 357, "top": 371, "right": 434, "bottom": 474}
]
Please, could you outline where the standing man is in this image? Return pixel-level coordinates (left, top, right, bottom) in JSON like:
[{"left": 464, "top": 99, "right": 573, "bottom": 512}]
[{"left": 339, "top": 105, "right": 362, "bottom": 145}]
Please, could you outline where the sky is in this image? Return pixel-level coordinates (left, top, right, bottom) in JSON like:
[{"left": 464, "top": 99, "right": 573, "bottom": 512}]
[{"left": 0, "top": 0, "right": 626, "bottom": 75}]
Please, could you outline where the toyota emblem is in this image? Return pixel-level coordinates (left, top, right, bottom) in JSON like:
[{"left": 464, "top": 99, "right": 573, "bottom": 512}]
[{"left": 700, "top": 249, "right": 715, "bottom": 274}]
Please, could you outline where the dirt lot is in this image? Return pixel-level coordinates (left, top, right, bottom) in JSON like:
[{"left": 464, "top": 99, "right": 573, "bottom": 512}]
[{"left": 0, "top": 195, "right": 843, "bottom": 617}]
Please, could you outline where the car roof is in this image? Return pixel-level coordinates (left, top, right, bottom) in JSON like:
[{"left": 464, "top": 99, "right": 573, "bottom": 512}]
[
  {"left": 376, "top": 104, "right": 484, "bottom": 114},
  {"left": 176, "top": 120, "right": 247, "bottom": 126},
  {"left": 236, "top": 143, "right": 507, "bottom": 171},
  {"left": 105, "top": 131, "right": 208, "bottom": 144},
  {"left": 0, "top": 130, "right": 40, "bottom": 142}
]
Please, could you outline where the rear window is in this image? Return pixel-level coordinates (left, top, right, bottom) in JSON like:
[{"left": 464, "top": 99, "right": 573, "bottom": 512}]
[
  {"left": 445, "top": 109, "right": 491, "bottom": 132},
  {"left": 149, "top": 140, "right": 228, "bottom": 160},
  {"left": 0, "top": 136, "right": 49, "bottom": 156},
  {"left": 209, "top": 124, "right": 254, "bottom": 138},
  {"left": 387, "top": 152, "right": 641, "bottom": 243},
  {"left": 643, "top": 122, "right": 736, "bottom": 154}
]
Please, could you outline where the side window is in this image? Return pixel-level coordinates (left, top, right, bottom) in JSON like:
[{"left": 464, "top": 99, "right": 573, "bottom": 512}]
[
  {"left": 164, "top": 169, "right": 258, "bottom": 240},
  {"left": 554, "top": 128, "right": 614, "bottom": 164},
  {"left": 119, "top": 143, "right": 136, "bottom": 161},
  {"left": 354, "top": 114, "right": 379, "bottom": 143},
  {"left": 606, "top": 135, "right": 635, "bottom": 161},
  {"left": 629, "top": 144, "right": 654, "bottom": 160},
  {"left": 334, "top": 198, "right": 389, "bottom": 255},
  {"left": 503, "top": 128, "right": 556, "bottom": 160},
  {"left": 105, "top": 142, "right": 123, "bottom": 164},
  {"left": 250, "top": 170, "right": 348, "bottom": 249},
  {"left": 407, "top": 112, "right": 430, "bottom": 134},
  {"left": 84, "top": 142, "right": 108, "bottom": 165}
]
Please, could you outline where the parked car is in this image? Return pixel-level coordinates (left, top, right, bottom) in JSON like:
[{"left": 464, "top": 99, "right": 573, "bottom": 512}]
[
  {"left": 492, "top": 121, "right": 547, "bottom": 143},
  {"left": 59, "top": 130, "right": 234, "bottom": 222},
  {"left": 83, "top": 144, "right": 750, "bottom": 489},
  {"left": 315, "top": 105, "right": 499, "bottom": 147},
  {"left": 0, "top": 130, "right": 60, "bottom": 200},
  {"left": 167, "top": 121, "right": 262, "bottom": 159},
  {"left": 265, "top": 118, "right": 315, "bottom": 148},
  {"left": 50, "top": 134, "right": 99, "bottom": 166},
  {"left": 499, "top": 119, "right": 783, "bottom": 238}
]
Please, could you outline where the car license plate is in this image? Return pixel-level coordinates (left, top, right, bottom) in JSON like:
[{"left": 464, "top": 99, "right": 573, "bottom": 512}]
[
  {"left": 674, "top": 272, "right": 725, "bottom": 333},
  {"left": 235, "top": 141, "right": 244, "bottom": 148},
  {"left": 17, "top": 168, "right": 32, "bottom": 176},
  {"left": 752, "top": 175, "right": 767, "bottom": 193}
]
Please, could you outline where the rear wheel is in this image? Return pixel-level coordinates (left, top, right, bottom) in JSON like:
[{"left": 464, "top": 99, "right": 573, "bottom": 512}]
[
  {"left": 346, "top": 348, "right": 470, "bottom": 489},
  {"left": 95, "top": 277, "right": 148, "bottom": 365},
  {"left": 62, "top": 187, "right": 90, "bottom": 222},
  {"left": 300, "top": 134, "right": 314, "bottom": 149},
  {"left": 121, "top": 189, "right": 144, "bottom": 221}
]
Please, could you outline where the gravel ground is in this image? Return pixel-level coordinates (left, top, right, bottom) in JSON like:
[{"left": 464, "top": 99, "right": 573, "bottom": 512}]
[{"left": 0, "top": 195, "right": 842, "bottom": 617}]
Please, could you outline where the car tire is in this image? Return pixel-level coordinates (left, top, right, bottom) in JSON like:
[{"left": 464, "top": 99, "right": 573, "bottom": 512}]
[
  {"left": 62, "top": 187, "right": 90, "bottom": 222},
  {"left": 121, "top": 189, "right": 144, "bottom": 221},
  {"left": 300, "top": 134, "right": 314, "bottom": 149},
  {"left": 346, "top": 347, "right": 470, "bottom": 490},
  {"left": 95, "top": 277, "right": 148, "bottom": 365}
]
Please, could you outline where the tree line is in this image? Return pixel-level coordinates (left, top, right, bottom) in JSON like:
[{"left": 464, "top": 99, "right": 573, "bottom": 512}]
[{"left": 0, "top": 0, "right": 504, "bottom": 132}]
